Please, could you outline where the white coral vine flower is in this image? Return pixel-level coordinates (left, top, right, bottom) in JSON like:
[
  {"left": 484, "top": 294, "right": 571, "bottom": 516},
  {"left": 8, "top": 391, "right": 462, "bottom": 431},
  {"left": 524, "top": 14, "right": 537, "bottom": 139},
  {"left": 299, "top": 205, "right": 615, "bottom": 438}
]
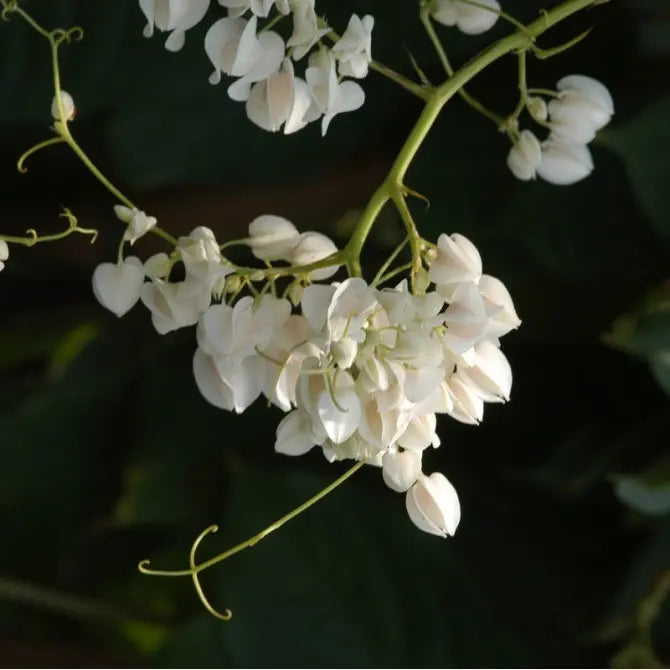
[
  {"left": 430, "top": 0, "right": 500, "bottom": 35},
  {"left": 0, "top": 240, "right": 8, "bottom": 272},
  {"left": 458, "top": 339, "right": 512, "bottom": 402},
  {"left": 139, "top": 0, "right": 210, "bottom": 51},
  {"left": 406, "top": 472, "right": 461, "bottom": 537},
  {"left": 51, "top": 90, "right": 76, "bottom": 122},
  {"left": 144, "top": 253, "right": 171, "bottom": 280},
  {"left": 331, "top": 14, "right": 374, "bottom": 79},
  {"left": 287, "top": 231, "right": 340, "bottom": 280},
  {"left": 218, "top": 0, "right": 280, "bottom": 18},
  {"left": 548, "top": 74, "right": 614, "bottom": 145},
  {"left": 246, "top": 59, "right": 319, "bottom": 134},
  {"left": 205, "top": 15, "right": 284, "bottom": 100},
  {"left": 305, "top": 49, "right": 365, "bottom": 136},
  {"left": 92, "top": 257, "right": 144, "bottom": 318},
  {"left": 246, "top": 214, "right": 301, "bottom": 260},
  {"left": 287, "top": 0, "right": 329, "bottom": 61},
  {"left": 429, "top": 232, "right": 482, "bottom": 300},
  {"left": 507, "top": 130, "right": 542, "bottom": 181},
  {"left": 114, "top": 205, "right": 158, "bottom": 245},
  {"left": 382, "top": 450, "right": 422, "bottom": 493},
  {"left": 140, "top": 277, "right": 211, "bottom": 334},
  {"left": 537, "top": 139, "right": 594, "bottom": 185}
]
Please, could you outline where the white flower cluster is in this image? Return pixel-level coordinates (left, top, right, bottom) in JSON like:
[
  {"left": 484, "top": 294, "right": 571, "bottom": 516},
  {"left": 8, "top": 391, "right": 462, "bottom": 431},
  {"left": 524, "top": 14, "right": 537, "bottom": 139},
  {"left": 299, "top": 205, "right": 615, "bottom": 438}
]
[
  {"left": 507, "top": 75, "right": 614, "bottom": 185},
  {"left": 91, "top": 211, "right": 519, "bottom": 538},
  {"left": 138, "top": 0, "right": 373, "bottom": 135},
  {"left": 430, "top": 0, "right": 501, "bottom": 35}
]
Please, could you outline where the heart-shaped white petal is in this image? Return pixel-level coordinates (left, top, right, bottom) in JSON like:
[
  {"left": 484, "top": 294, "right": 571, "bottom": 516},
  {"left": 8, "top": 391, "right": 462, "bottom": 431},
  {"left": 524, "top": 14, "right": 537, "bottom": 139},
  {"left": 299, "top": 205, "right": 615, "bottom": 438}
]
[{"left": 92, "top": 257, "right": 144, "bottom": 317}]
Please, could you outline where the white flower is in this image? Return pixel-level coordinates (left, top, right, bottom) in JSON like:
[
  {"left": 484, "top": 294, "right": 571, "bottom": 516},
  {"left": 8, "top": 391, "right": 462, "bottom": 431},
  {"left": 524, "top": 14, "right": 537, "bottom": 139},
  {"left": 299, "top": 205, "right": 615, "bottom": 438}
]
[
  {"left": 316, "top": 369, "right": 361, "bottom": 444},
  {"left": 430, "top": 0, "right": 500, "bottom": 35},
  {"left": 178, "top": 226, "right": 232, "bottom": 292},
  {"left": 397, "top": 413, "right": 440, "bottom": 451},
  {"left": 445, "top": 371, "right": 484, "bottom": 424},
  {"left": 218, "top": 0, "right": 277, "bottom": 18},
  {"left": 287, "top": 0, "right": 329, "bottom": 61},
  {"left": 275, "top": 409, "right": 319, "bottom": 456},
  {"left": 287, "top": 231, "right": 340, "bottom": 280},
  {"left": 51, "top": 90, "right": 75, "bottom": 122},
  {"left": 537, "top": 139, "right": 593, "bottom": 185},
  {"left": 140, "top": 277, "right": 211, "bottom": 333},
  {"left": 331, "top": 14, "right": 374, "bottom": 79},
  {"left": 429, "top": 233, "right": 482, "bottom": 300},
  {"left": 406, "top": 472, "right": 461, "bottom": 537},
  {"left": 193, "top": 347, "right": 264, "bottom": 413},
  {"left": 205, "top": 15, "right": 284, "bottom": 99},
  {"left": 458, "top": 339, "right": 512, "bottom": 402},
  {"left": 114, "top": 205, "right": 157, "bottom": 245},
  {"left": 477, "top": 275, "right": 519, "bottom": 339},
  {"left": 246, "top": 59, "right": 319, "bottom": 134},
  {"left": 507, "top": 130, "right": 542, "bottom": 181},
  {"left": 139, "top": 0, "right": 210, "bottom": 51},
  {"left": 246, "top": 214, "right": 301, "bottom": 259},
  {"left": 92, "top": 257, "right": 144, "bottom": 318},
  {"left": 144, "top": 253, "right": 171, "bottom": 279},
  {"left": 441, "top": 282, "right": 489, "bottom": 354},
  {"left": 305, "top": 49, "right": 365, "bottom": 136},
  {"left": 382, "top": 450, "right": 422, "bottom": 493},
  {"left": 548, "top": 74, "right": 614, "bottom": 144},
  {"left": 0, "top": 240, "right": 8, "bottom": 272}
]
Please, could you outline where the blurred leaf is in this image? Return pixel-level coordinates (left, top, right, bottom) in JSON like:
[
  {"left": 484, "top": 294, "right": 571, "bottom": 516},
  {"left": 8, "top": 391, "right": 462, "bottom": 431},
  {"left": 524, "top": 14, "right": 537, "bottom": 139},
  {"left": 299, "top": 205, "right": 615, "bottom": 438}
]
[
  {"left": 48, "top": 321, "right": 99, "bottom": 379},
  {"left": 613, "top": 457, "right": 670, "bottom": 516},
  {"left": 604, "top": 95, "right": 670, "bottom": 238},
  {"left": 650, "top": 350, "right": 670, "bottom": 396}
]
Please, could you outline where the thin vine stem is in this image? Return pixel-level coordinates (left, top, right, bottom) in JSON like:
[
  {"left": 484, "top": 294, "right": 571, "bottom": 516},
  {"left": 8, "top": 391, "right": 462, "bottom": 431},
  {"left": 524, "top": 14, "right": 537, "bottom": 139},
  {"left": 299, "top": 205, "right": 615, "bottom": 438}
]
[{"left": 139, "top": 461, "right": 365, "bottom": 579}]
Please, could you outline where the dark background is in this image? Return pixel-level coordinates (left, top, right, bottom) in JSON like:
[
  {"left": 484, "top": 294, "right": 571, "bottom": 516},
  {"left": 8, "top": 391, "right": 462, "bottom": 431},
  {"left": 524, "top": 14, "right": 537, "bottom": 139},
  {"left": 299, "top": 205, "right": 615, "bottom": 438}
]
[{"left": 0, "top": 0, "right": 669, "bottom": 666}]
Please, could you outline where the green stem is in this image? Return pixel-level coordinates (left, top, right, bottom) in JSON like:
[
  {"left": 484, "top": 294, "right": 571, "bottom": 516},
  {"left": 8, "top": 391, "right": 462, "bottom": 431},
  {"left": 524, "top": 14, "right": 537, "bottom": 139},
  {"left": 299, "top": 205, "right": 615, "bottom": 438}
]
[
  {"left": 346, "top": 0, "right": 596, "bottom": 275},
  {"left": 139, "top": 461, "right": 365, "bottom": 578},
  {"left": 420, "top": 8, "right": 504, "bottom": 126},
  {"left": 371, "top": 238, "right": 409, "bottom": 287}
]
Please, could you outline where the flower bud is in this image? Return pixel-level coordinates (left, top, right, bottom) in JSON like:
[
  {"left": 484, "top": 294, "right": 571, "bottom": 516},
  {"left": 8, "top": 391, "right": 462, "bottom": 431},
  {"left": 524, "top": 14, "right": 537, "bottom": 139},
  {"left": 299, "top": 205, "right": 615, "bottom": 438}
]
[
  {"left": 382, "top": 450, "right": 422, "bottom": 493},
  {"left": 247, "top": 214, "right": 301, "bottom": 261},
  {"left": 0, "top": 240, "right": 8, "bottom": 272},
  {"left": 548, "top": 74, "right": 614, "bottom": 144},
  {"left": 453, "top": 0, "right": 500, "bottom": 34},
  {"left": 51, "top": 90, "right": 76, "bottom": 122},
  {"left": 406, "top": 472, "right": 461, "bottom": 537},
  {"left": 287, "top": 280, "right": 304, "bottom": 306},
  {"left": 428, "top": 232, "right": 482, "bottom": 299},
  {"left": 537, "top": 139, "right": 593, "bottom": 185},
  {"left": 526, "top": 96, "right": 548, "bottom": 122},
  {"left": 224, "top": 274, "right": 243, "bottom": 294},
  {"left": 92, "top": 257, "right": 144, "bottom": 317},
  {"left": 458, "top": 339, "right": 512, "bottom": 402},
  {"left": 288, "top": 231, "right": 339, "bottom": 280},
  {"left": 506, "top": 130, "right": 541, "bottom": 181},
  {"left": 115, "top": 205, "right": 158, "bottom": 245},
  {"left": 144, "top": 252, "right": 171, "bottom": 280}
]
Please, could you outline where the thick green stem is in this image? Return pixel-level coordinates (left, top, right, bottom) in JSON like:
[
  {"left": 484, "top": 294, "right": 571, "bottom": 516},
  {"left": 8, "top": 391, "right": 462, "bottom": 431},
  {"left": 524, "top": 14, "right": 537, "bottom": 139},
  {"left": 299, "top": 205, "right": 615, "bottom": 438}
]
[{"left": 346, "top": 0, "right": 597, "bottom": 275}]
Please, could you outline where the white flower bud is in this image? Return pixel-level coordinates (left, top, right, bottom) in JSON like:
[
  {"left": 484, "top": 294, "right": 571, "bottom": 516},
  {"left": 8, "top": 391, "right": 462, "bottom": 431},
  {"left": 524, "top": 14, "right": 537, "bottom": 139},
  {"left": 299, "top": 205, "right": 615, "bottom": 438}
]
[
  {"left": 51, "top": 90, "right": 76, "bottom": 122},
  {"left": 92, "top": 257, "right": 144, "bottom": 317},
  {"left": 247, "top": 214, "right": 301, "bottom": 260},
  {"left": 537, "top": 139, "right": 594, "bottom": 186},
  {"left": 428, "top": 232, "right": 482, "bottom": 299},
  {"left": 526, "top": 96, "right": 548, "bottom": 122},
  {"left": 274, "top": 410, "right": 317, "bottom": 456},
  {"left": 406, "top": 472, "right": 461, "bottom": 537},
  {"left": 458, "top": 339, "right": 512, "bottom": 402},
  {"left": 479, "top": 274, "right": 521, "bottom": 339},
  {"left": 453, "top": 0, "right": 500, "bottom": 34},
  {"left": 506, "top": 130, "right": 542, "bottom": 181},
  {"left": 382, "top": 450, "right": 422, "bottom": 493},
  {"left": 115, "top": 205, "right": 157, "bottom": 245},
  {"left": 143, "top": 252, "right": 171, "bottom": 280},
  {"left": 288, "top": 231, "right": 339, "bottom": 280},
  {"left": 548, "top": 74, "right": 614, "bottom": 144},
  {"left": 431, "top": 0, "right": 500, "bottom": 34}
]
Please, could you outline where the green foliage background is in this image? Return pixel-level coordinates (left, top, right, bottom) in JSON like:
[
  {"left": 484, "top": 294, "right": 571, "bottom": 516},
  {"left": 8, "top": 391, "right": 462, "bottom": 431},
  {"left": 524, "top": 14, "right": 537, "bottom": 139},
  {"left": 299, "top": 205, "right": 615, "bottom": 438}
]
[{"left": 0, "top": 0, "right": 668, "bottom": 666}]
